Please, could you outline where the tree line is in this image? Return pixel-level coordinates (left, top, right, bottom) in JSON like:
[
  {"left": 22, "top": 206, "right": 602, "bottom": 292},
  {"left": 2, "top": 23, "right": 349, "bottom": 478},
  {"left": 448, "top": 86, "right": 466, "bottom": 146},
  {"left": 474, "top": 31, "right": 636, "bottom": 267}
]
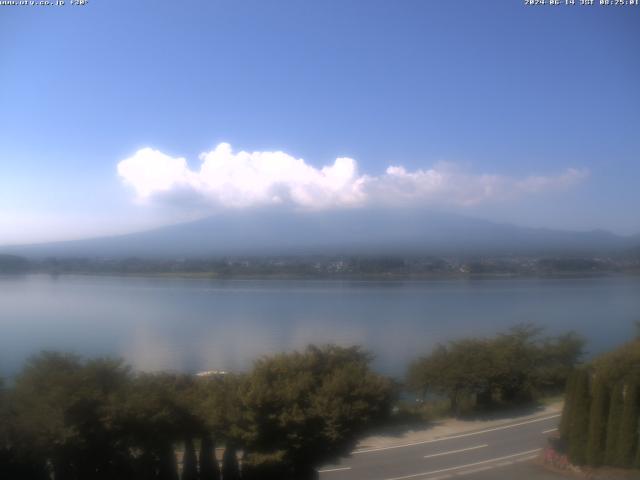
[
  {"left": 0, "top": 327, "right": 583, "bottom": 480},
  {"left": 2, "top": 253, "right": 637, "bottom": 278},
  {"left": 0, "top": 346, "right": 393, "bottom": 480},
  {"left": 560, "top": 335, "right": 640, "bottom": 469},
  {"left": 406, "top": 325, "right": 584, "bottom": 415}
]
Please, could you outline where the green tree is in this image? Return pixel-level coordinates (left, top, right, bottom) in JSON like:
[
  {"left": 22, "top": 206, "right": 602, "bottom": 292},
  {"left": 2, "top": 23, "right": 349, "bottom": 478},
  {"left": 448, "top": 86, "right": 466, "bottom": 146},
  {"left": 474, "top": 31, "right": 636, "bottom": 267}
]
[
  {"left": 198, "top": 434, "right": 220, "bottom": 480},
  {"left": 536, "top": 332, "right": 585, "bottom": 394},
  {"left": 407, "top": 344, "right": 452, "bottom": 402},
  {"left": 158, "top": 442, "right": 179, "bottom": 480},
  {"left": 635, "top": 429, "right": 640, "bottom": 469},
  {"left": 10, "top": 353, "right": 133, "bottom": 480},
  {"left": 119, "top": 373, "right": 202, "bottom": 480},
  {"left": 567, "top": 368, "right": 590, "bottom": 465},
  {"left": 0, "top": 376, "right": 50, "bottom": 479},
  {"left": 182, "top": 436, "right": 198, "bottom": 480},
  {"left": 492, "top": 325, "right": 542, "bottom": 404},
  {"left": 604, "top": 383, "right": 624, "bottom": 466},
  {"left": 408, "top": 326, "right": 583, "bottom": 416},
  {"left": 199, "top": 375, "right": 246, "bottom": 444},
  {"left": 559, "top": 370, "right": 577, "bottom": 442},
  {"left": 240, "top": 345, "right": 393, "bottom": 479},
  {"left": 407, "top": 340, "right": 494, "bottom": 414},
  {"left": 586, "top": 375, "right": 609, "bottom": 466},
  {"left": 221, "top": 445, "right": 240, "bottom": 480},
  {"left": 593, "top": 339, "right": 640, "bottom": 387},
  {"left": 616, "top": 381, "right": 640, "bottom": 468}
]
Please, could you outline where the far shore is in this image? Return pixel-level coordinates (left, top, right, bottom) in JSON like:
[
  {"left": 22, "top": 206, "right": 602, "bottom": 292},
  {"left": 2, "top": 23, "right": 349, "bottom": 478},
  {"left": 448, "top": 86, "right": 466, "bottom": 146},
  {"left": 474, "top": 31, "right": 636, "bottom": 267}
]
[{"left": 5, "top": 269, "right": 640, "bottom": 281}]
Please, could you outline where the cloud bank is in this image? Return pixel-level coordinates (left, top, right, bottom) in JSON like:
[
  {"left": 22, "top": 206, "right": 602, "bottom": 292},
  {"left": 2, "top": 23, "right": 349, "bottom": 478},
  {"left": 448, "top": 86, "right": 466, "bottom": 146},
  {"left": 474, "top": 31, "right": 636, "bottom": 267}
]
[{"left": 117, "top": 143, "right": 588, "bottom": 210}]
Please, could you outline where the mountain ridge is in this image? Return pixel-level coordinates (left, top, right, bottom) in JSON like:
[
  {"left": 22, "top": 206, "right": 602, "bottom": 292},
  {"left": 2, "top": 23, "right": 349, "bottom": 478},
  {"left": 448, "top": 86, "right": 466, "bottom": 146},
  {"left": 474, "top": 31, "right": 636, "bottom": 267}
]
[{"left": 1, "top": 209, "right": 637, "bottom": 259}]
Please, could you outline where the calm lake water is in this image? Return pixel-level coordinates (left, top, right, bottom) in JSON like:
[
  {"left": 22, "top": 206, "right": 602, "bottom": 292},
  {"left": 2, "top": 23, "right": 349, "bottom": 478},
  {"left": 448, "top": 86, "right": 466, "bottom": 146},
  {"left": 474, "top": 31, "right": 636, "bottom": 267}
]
[{"left": 0, "top": 274, "right": 638, "bottom": 378}]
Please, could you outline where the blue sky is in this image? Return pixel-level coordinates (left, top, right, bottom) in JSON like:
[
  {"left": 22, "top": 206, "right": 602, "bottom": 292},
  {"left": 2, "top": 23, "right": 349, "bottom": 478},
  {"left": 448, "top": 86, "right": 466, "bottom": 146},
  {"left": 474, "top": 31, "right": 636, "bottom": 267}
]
[{"left": 1, "top": 0, "right": 638, "bottom": 244}]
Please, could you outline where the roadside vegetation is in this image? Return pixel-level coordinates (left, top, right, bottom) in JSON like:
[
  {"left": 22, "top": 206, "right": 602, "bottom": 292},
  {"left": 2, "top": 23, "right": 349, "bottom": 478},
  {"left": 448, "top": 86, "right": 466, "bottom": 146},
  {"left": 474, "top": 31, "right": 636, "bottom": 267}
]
[
  {"left": 0, "top": 346, "right": 393, "bottom": 480},
  {"left": 0, "top": 327, "right": 584, "bottom": 480},
  {"left": 406, "top": 325, "right": 584, "bottom": 417},
  {"left": 559, "top": 329, "right": 640, "bottom": 471}
]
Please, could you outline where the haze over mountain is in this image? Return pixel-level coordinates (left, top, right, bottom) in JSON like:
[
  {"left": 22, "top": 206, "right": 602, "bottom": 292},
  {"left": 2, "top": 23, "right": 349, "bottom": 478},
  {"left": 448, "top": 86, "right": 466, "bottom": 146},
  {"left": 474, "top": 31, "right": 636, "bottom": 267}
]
[{"left": 2, "top": 209, "right": 637, "bottom": 259}]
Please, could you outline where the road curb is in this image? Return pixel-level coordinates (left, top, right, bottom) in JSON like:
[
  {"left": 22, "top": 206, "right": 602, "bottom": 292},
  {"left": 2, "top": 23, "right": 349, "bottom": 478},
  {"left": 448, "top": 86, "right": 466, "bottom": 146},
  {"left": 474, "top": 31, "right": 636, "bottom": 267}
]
[{"left": 353, "top": 407, "right": 563, "bottom": 454}]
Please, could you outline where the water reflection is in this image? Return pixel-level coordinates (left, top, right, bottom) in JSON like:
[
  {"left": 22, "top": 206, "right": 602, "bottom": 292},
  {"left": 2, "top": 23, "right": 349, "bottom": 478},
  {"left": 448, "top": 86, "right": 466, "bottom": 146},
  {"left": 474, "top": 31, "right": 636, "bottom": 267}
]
[{"left": 0, "top": 274, "right": 638, "bottom": 377}]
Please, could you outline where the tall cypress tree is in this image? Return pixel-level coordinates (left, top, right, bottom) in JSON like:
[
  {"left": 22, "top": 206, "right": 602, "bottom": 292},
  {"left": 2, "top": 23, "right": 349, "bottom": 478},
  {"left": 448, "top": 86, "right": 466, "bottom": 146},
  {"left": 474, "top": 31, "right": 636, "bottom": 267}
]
[
  {"left": 604, "top": 383, "right": 624, "bottom": 466},
  {"left": 559, "top": 371, "right": 577, "bottom": 442},
  {"left": 635, "top": 429, "right": 640, "bottom": 470},
  {"left": 182, "top": 437, "right": 199, "bottom": 480},
  {"left": 586, "top": 375, "right": 609, "bottom": 466},
  {"left": 567, "top": 368, "right": 590, "bottom": 465},
  {"left": 199, "top": 435, "right": 220, "bottom": 480},
  {"left": 221, "top": 445, "right": 240, "bottom": 480},
  {"left": 158, "top": 443, "right": 179, "bottom": 480},
  {"left": 616, "top": 382, "right": 640, "bottom": 468}
]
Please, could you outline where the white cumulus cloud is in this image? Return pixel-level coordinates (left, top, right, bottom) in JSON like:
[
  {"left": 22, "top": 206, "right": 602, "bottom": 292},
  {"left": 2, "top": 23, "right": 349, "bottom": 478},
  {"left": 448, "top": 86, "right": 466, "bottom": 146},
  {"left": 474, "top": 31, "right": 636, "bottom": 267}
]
[
  {"left": 117, "top": 148, "right": 195, "bottom": 198},
  {"left": 117, "top": 143, "right": 588, "bottom": 210},
  {"left": 118, "top": 143, "right": 365, "bottom": 209},
  {"left": 366, "top": 162, "right": 589, "bottom": 207}
]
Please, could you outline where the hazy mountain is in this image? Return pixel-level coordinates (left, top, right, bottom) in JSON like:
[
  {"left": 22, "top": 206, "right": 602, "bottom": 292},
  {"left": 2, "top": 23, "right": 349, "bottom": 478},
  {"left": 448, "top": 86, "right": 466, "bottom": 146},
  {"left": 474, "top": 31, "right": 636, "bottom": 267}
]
[{"left": 1, "top": 209, "right": 636, "bottom": 259}]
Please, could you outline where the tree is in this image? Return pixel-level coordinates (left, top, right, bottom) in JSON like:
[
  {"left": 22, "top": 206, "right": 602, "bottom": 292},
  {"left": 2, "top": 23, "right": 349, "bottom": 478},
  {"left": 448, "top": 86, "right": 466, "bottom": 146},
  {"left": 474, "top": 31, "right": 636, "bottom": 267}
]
[
  {"left": 616, "top": 381, "right": 640, "bottom": 468},
  {"left": 492, "top": 325, "right": 542, "bottom": 404},
  {"left": 119, "top": 373, "right": 202, "bottom": 480},
  {"left": 407, "top": 344, "right": 453, "bottom": 403},
  {"left": 0, "top": 376, "right": 49, "bottom": 480},
  {"left": 240, "top": 345, "right": 393, "bottom": 479},
  {"left": 536, "top": 332, "right": 585, "bottom": 394},
  {"left": 559, "top": 370, "right": 577, "bottom": 442},
  {"left": 593, "top": 338, "right": 640, "bottom": 387},
  {"left": 407, "top": 326, "right": 584, "bottom": 416},
  {"left": 199, "top": 434, "right": 220, "bottom": 480},
  {"left": 182, "top": 436, "right": 198, "bottom": 480},
  {"left": 586, "top": 375, "right": 609, "bottom": 466},
  {"left": 635, "top": 428, "right": 640, "bottom": 469},
  {"left": 201, "top": 375, "right": 246, "bottom": 440},
  {"left": 157, "top": 442, "right": 179, "bottom": 480},
  {"left": 221, "top": 445, "right": 240, "bottom": 480},
  {"left": 407, "top": 340, "right": 494, "bottom": 414},
  {"left": 604, "top": 383, "right": 624, "bottom": 466},
  {"left": 10, "top": 353, "right": 133, "bottom": 480},
  {"left": 567, "top": 368, "right": 590, "bottom": 465}
]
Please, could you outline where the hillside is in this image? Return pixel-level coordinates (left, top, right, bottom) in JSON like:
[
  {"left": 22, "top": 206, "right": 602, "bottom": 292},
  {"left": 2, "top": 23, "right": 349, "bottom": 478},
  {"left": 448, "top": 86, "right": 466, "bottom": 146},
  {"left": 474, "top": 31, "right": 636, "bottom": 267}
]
[{"left": 1, "top": 209, "right": 636, "bottom": 259}]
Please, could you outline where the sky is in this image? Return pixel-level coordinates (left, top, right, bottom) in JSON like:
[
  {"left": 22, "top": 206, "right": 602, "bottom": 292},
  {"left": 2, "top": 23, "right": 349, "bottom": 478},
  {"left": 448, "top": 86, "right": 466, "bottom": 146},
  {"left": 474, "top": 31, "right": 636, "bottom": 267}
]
[{"left": 0, "top": 0, "right": 639, "bottom": 245}]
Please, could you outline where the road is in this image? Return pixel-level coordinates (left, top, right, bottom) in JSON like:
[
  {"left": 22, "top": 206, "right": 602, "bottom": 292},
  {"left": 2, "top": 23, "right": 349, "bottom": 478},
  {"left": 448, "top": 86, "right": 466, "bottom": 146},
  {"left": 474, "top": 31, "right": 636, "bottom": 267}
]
[{"left": 318, "top": 414, "right": 560, "bottom": 480}]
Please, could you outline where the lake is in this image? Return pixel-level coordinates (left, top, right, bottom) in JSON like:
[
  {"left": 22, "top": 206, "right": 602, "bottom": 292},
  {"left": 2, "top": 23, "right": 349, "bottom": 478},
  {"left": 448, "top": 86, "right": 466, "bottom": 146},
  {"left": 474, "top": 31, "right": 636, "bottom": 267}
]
[{"left": 0, "top": 274, "right": 638, "bottom": 378}]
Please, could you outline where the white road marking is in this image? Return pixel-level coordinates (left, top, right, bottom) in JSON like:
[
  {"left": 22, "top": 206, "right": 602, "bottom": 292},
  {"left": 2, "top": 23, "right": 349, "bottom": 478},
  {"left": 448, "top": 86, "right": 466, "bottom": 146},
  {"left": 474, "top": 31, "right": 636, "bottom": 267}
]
[
  {"left": 542, "top": 427, "right": 558, "bottom": 434},
  {"left": 457, "top": 455, "right": 538, "bottom": 475},
  {"left": 423, "top": 444, "right": 488, "bottom": 459},
  {"left": 318, "top": 466, "right": 352, "bottom": 473},
  {"left": 457, "top": 465, "right": 493, "bottom": 475},
  {"left": 353, "top": 414, "right": 559, "bottom": 454},
  {"left": 383, "top": 448, "right": 541, "bottom": 480}
]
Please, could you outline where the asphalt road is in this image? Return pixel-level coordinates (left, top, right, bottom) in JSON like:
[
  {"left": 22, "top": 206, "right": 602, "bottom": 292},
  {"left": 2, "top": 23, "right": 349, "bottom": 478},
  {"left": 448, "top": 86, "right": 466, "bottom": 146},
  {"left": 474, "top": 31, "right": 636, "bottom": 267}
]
[{"left": 318, "top": 414, "right": 560, "bottom": 480}]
